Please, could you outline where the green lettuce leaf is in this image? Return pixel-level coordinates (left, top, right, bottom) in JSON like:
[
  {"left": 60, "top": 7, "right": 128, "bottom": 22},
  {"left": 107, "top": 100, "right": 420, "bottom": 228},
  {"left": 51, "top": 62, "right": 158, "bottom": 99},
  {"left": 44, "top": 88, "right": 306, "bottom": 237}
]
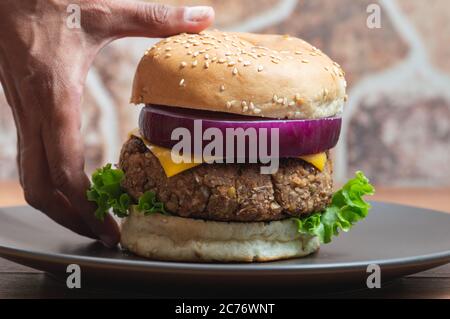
[
  {"left": 87, "top": 164, "right": 166, "bottom": 220},
  {"left": 137, "top": 191, "right": 167, "bottom": 215},
  {"left": 293, "top": 171, "right": 375, "bottom": 244},
  {"left": 86, "top": 164, "right": 131, "bottom": 220}
]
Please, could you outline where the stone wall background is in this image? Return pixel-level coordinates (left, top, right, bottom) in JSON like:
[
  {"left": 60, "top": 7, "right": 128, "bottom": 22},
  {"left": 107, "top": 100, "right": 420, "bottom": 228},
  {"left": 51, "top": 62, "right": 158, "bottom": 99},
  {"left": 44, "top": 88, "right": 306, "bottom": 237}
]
[{"left": 0, "top": 0, "right": 449, "bottom": 186}]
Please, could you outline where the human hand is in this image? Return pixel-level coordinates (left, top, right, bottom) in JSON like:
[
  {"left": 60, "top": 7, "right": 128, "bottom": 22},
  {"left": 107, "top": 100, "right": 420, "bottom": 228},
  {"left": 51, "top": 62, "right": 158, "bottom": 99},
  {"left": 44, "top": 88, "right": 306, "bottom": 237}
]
[{"left": 0, "top": 0, "right": 214, "bottom": 246}]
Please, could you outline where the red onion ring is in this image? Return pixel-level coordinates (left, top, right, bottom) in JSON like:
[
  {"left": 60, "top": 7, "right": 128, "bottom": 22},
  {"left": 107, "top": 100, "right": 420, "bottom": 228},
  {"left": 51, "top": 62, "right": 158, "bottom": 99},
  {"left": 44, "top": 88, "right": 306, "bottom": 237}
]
[{"left": 139, "top": 105, "right": 341, "bottom": 158}]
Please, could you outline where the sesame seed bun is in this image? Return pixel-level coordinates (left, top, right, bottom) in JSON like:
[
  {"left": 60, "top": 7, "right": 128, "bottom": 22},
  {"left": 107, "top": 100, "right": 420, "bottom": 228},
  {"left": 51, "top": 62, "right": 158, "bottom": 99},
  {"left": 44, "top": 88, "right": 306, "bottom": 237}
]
[
  {"left": 120, "top": 207, "right": 320, "bottom": 262},
  {"left": 131, "top": 31, "right": 347, "bottom": 119}
]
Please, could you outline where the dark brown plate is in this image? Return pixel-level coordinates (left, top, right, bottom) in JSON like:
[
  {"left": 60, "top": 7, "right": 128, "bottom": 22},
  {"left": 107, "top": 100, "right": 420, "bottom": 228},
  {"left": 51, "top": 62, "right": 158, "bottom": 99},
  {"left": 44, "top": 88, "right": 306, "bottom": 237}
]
[{"left": 0, "top": 202, "right": 449, "bottom": 294}]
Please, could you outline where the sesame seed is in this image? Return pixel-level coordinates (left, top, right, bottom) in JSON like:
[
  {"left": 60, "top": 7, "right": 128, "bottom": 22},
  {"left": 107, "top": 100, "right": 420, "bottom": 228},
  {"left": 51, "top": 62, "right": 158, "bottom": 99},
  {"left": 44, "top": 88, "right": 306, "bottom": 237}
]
[
  {"left": 277, "top": 98, "right": 284, "bottom": 104},
  {"left": 301, "top": 59, "right": 309, "bottom": 63},
  {"left": 220, "top": 85, "right": 225, "bottom": 92},
  {"left": 242, "top": 106, "right": 249, "bottom": 112},
  {"left": 204, "top": 61, "right": 210, "bottom": 69},
  {"left": 179, "top": 79, "right": 185, "bottom": 87},
  {"left": 258, "top": 66, "right": 264, "bottom": 72},
  {"left": 249, "top": 102, "right": 255, "bottom": 110},
  {"left": 273, "top": 95, "right": 278, "bottom": 103},
  {"left": 187, "top": 51, "right": 192, "bottom": 55},
  {"left": 204, "top": 54, "right": 210, "bottom": 60},
  {"left": 243, "top": 61, "right": 251, "bottom": 66},
  {"left": 165, "top": 47, "right": 172, "bottom": 51},
  {"left": 228, "top": 61, "right": 236, "bottom": 66},
  {"left": 218, "top": 58, "right": 227, "bottom": 63},
  {"left": 180, "top": 62, "right": 187, "bottom": 68},
  {"left": 238, "top": 57, "right": 244, "bottom": 62},
  {"left": 271, "top": 59, "right": 279, "bottom": 64},
  {"left": 295, "top": 51, "right": 302, "bottom": 55},
  {"left": 165, "top": 53, "right": 172, "bottom": 58},
  {"left": 253, "top": 108, "right": 261, "bottom": 114},
  {"left": 193, "top": 52, "right": 199, "bottom": 57},
  {"left": 241, "top": 101, "right": 247, "bottom": 107},
  {"left": 232, "top": 67, "right": 238, "bottom": 75},
  {"left": 211, "top": 57, "right": 218, "bottom": 62},
  {"left": 192, "top": 60, "right": 198, "bottom": 67},
  {"left": 226, "top": 101, "right": 232, "bottom": 109}
]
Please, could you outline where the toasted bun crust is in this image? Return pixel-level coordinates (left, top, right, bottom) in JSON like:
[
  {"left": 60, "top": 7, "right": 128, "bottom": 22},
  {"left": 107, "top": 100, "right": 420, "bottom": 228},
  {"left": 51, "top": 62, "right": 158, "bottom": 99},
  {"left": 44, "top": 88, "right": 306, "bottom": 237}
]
[
  {"left": 131, "top": 31, "right": 346, "bottom": 119},
  {"left": 121, "top": 208, "right": 320, "bottom": 262}
]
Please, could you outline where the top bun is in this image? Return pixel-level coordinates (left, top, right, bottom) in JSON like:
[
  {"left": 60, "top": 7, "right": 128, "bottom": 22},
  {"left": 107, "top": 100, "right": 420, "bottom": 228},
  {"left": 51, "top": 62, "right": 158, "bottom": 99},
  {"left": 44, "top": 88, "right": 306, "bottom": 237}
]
[{"left": 131, "top": 31, "right": 347, "bottom": 119}]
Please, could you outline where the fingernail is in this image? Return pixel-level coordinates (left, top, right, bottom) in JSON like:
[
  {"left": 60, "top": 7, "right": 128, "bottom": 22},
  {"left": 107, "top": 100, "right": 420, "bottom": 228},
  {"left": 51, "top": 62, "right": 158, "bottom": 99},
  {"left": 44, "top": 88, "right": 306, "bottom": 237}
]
[{"left": 184, "top": 6, "right": 214, "bottom": 22}]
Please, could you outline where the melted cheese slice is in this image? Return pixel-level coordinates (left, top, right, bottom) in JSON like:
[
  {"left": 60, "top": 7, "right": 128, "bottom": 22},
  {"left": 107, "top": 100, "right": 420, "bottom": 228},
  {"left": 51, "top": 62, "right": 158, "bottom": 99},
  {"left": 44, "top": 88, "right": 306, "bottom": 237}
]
[
  {"left": 129, "top": 130, "right": 327, "bottom": 177},
  {"left": 146, "top": 143, "right": 200, "bottom": 177}
]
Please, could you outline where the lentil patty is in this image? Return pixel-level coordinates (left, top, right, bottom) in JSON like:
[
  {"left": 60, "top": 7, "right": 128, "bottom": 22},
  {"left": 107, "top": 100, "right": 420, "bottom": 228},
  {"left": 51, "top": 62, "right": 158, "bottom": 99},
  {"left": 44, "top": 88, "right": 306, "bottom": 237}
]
[{"left": 119, "top": 136, "right": 333, "bottom": 222}]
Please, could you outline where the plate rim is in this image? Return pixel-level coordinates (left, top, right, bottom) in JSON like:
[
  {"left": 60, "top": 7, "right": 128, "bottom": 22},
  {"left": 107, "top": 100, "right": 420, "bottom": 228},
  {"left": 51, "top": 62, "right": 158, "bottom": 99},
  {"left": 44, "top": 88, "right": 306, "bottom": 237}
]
[{"left": 0, "top": 244, "right": 449, "bottom": 274}]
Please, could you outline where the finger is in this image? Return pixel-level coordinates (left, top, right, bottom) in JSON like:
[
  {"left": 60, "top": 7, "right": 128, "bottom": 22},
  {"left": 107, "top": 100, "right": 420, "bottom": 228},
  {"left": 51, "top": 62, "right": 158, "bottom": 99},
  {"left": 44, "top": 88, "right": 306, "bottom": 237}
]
[
  {"left": 105, "top": 1, "right": 214, "bottom": 38},
  {"left": 10, "top": 67, "right": 97, "bottom": 239},
  {"left": 41, "top": 88, "right": 120, "bottom": 247},
  {"left": 19, "top": 126, "right": 96, "bottom": 238}
]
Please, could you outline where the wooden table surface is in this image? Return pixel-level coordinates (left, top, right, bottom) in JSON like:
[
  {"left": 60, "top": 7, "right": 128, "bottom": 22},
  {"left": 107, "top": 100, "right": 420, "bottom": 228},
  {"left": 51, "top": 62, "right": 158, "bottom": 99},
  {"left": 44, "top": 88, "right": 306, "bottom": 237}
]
[{"left": 0, "top": 181, "right": 449, "bottom": 299}]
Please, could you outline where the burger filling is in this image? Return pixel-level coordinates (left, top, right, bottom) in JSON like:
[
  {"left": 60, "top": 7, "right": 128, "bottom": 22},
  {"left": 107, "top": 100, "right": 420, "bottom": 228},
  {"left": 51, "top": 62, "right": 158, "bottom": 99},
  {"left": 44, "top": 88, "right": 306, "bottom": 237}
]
[{"left": 119, "top": 136, "right": 333, "bottom": 222}]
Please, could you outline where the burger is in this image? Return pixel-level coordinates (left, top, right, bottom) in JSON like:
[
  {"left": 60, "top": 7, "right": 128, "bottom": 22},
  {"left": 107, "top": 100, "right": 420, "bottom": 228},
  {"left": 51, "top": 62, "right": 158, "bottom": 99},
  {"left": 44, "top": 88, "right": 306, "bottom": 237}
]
[{"left": 87, "top": 31, "right": 374, "bottom": 262}]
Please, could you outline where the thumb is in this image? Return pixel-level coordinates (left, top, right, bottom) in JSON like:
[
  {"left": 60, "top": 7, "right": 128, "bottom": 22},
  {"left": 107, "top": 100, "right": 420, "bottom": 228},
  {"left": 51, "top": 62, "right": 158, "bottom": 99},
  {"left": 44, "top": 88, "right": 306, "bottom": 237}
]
[{"left": 107, "top": 1, "right": 215, "bottom": 38}]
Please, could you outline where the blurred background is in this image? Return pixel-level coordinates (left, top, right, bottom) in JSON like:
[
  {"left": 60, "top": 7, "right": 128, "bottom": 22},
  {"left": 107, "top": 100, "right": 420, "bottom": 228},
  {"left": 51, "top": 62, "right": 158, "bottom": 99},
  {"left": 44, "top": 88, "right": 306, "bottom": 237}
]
[{"left": 0, "top": 0, "right": 449, "bottom": 193}]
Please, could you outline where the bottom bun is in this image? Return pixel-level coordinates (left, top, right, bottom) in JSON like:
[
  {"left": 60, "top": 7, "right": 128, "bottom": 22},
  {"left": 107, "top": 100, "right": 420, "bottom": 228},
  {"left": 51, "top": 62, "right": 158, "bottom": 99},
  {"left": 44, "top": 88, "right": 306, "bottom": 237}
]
[{"left": 120, "top": 207, "right": 320, "bottom": 262}]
